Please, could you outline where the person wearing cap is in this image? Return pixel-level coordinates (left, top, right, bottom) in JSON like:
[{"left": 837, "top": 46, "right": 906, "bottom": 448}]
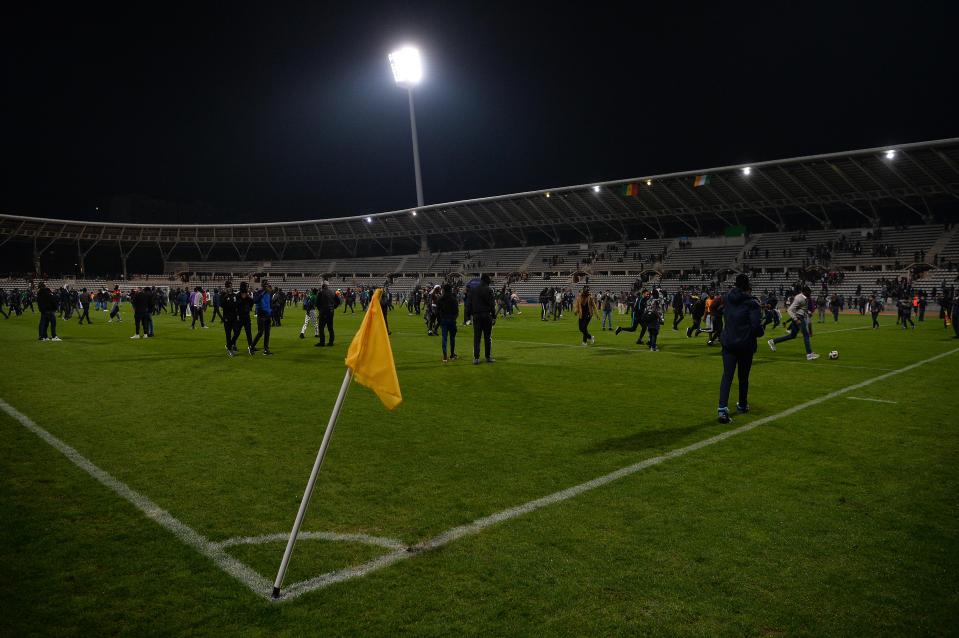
[{"left": 717, "top": 274, "right": 763, "bottom": 424}]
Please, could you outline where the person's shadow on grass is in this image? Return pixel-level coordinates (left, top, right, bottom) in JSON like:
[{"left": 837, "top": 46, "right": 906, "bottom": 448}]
[{"left": 583, "top": 418, "right": 722, "bottom": 454}]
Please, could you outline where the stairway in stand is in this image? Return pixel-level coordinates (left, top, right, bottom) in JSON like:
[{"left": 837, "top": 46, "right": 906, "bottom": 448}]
[
  {"left": 927, "top": 224, "right": 958, "bottom": 265},
  {"left": 518, "top": 245, "right": 541, "bottom": 271}
]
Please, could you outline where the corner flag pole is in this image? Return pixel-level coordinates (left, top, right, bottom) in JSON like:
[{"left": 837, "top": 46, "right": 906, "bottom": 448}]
[{"left": 271, "top": 368, "right": 354, "bottom": 599}]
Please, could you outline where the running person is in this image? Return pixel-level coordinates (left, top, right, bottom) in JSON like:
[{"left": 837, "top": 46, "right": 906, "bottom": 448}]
[
  {"left": 768, "top": 286, "right": 819, "bottom": 360},
  {"left": 108, "top": 285, "right": 123, "bottom": 323},
  {"left": 645, "top": 289, "right": 664, "bottom": 351},
  {"left": 869, "top": 294, "right": 882, "bottom": 329},
  {"left": 573, "top": 286, "right": 597, "bottom": 346},
  {"left": 686, "top": 293, "right": 706, "bottom": 338}
]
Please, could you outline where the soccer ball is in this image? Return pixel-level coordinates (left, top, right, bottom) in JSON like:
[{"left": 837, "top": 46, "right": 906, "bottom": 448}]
[{"left": 828, "top": 350, "right": 839, "bottom": 360}]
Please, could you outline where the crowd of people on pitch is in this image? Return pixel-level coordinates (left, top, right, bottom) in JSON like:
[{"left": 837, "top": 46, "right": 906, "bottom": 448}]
[
  {"left": 10, "top": 270, "right": 959, "bottom": 431},
  {"left": 547, "top": 277, "right": 959, "bottom": 359},
  {"left": 10, "top": 272, "right": 959, "bottom": 356}
]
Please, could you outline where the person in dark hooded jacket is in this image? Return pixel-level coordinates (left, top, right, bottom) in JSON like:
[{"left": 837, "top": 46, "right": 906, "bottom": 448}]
[
  {"left": 467, "top": 274, "right": 496, "bottom": 363},
  {"left": 717, "top": 274, "right": 763, "bottom": 424},
  {"left": 37, "top": 283, "right": 60, "bottom": 341}
]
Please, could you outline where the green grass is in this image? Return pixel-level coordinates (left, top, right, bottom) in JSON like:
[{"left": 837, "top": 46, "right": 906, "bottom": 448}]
[{"left": 1, "top": 305, "right": 957, "bottom": 636}]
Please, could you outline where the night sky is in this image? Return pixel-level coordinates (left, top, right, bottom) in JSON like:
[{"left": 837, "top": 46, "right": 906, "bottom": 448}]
[{"left": 2, "top": 2, "right": 956, "bottom": 225}]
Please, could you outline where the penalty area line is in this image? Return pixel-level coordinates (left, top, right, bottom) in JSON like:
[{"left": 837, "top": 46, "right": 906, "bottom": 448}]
[
  {"left": 278, "top": 346, "right": 959, "bottom": 601},
  {"left": 0, "top": 398, "right": 272, "bottom": 600}
]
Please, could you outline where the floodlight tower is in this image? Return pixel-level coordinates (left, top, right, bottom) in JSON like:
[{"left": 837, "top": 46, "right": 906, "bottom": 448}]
[{"left": 389, "top": 46, "right": 425, "bottom": 208}]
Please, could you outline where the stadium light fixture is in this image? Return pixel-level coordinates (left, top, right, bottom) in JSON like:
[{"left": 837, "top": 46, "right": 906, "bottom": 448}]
[
  {"left": 365, "top": 216, "right": 373, "bottom": 224},
  {"left": 545, "top": 192, "right": 551, "bottom": 198},
  {"left": 592, "top": 185, "right": 601, "bottom": 193},
  {"left": 389, "top": 46, "right": 423, "bottom": 88},
  {"left": 885, "top": 149, "right": 896, "bottom": 160},
  {"left": 742, "top": 166, "right": 752, "bottom": 176},
  {"left": 646, "top": 179, "right": 652, "bottom": 186},
  {"left": 389, "top": 45, "right": 425, "bottom": 209},
  {"left": 411, "top": 210, "right": 417, "bottom": 216}
]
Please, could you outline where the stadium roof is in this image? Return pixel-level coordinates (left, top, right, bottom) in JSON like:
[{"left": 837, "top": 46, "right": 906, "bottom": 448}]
[{"left": 2, "top": 137, "right": 958, "bottom": 257}]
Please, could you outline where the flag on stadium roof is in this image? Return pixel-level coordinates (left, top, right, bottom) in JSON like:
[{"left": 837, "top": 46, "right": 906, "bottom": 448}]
[
  {"left": 693, "top": 175, "right": 711, "bottom": 187},
  {"left": 345, "top": 288, "right": 402, "bottom": 410},
  {"left": 621, "top": 183, "right": 640, "bottom": 196}
]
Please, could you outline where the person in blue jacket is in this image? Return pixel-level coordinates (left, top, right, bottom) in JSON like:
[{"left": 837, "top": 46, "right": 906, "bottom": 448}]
[
  {"left": 717, "top": 274, "right": 763, "bottom": 424},
  {"left": 250, "top": 280, "right": 274, "bottom": 356}
]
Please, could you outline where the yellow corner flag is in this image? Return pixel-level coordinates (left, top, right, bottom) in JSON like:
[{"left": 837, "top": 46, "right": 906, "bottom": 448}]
[{"left": 345, "top": 288, "right": 402, "bottom": 410}]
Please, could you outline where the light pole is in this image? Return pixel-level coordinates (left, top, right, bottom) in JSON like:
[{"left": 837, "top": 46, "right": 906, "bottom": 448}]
[{"left": 389, "top": 46, "right": 425, "bottom": 208}]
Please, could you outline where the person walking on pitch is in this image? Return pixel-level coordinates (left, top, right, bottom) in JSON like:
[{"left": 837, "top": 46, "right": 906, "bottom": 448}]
[
  {"left": 299, "top": 288, "right": 319, "bottom": 339},
  {"left": 314, "top": 282, "right": 338, "bottom": 347},
  {"left": 717, "top": 274, "right": 763, "bottom": 424},
  {"left": 250, "top": 281, "right": 274, "bottom": 355}
]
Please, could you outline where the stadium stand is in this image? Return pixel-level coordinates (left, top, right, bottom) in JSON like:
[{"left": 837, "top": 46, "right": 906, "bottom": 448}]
[{"left": 2, "top": 138, "right": 957, "bottom": 306}]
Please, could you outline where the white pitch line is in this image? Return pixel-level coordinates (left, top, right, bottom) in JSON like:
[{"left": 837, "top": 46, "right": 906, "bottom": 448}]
[
  {"left": 810, "top": 325, "right": 872, "bottom": 335},
  {"left": 847, "top": 396, "right": 898, "bottom": 404},
  {"left": 0, "top": 398, "right": 272, "bottom": 600},
  {"left": 215, "top": 531, "right": 405, "bottom": 551},
  {"left": 276, "top": 346, "right": 959, "bottom": 601}
]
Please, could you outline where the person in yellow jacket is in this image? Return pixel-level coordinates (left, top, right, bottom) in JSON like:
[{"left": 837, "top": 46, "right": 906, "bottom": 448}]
[{"left": 573, "top": 286, "right": 599, "bottom": 346}]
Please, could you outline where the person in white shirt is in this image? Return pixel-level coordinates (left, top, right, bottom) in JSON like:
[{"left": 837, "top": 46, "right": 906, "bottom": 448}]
[
  {"left": 190, "top": 287, "right": 207, "bottom": 329},
  {"left": 768, "top": 285, "right": 818, "bottom": 360}
]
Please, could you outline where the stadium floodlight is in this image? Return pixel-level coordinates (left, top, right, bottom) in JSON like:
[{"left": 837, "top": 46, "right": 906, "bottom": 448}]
[
  {"left": 646, "top": 179, "right": 652, "bottom": 186},
  {"left": 545, "top": 192, "right": 551, "bottom": 198},
  {"left": 742, "top": 166, "right": 752, "bottom": 176},
  {"left": 885, "top": 149, "right": 896, "bottom": 160},
  {"left": 411, "top": 210, "right": 417, "bottom": 216},
  {"left": 389, "top": 45, "right": 425, "bottom": 209},
  {"left": 389, "top": 46, "right": 423, "bottom": 88},
  {"left": 593, "top": 185, "right": 601, "bottom": 193},
  {"left": 365, "top": 216, "right": 373, "bottom": 223}
]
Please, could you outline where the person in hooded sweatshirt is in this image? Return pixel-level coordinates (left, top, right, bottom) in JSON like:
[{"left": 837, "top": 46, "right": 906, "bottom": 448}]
[
  {"left": 37, "top": 282, "right": 61, "bottom": 341},
  {"left": 467, "top": 274, "right": 496, "bottom": 364},
  {"left": 717, "top": 274, "right": 763, "bottom": 424},
  {"left": 250, "top": 280, "right": 274, "bottom": 355},
  {"left": 437, "top": 283, "right": 459, "bottom": 362}
]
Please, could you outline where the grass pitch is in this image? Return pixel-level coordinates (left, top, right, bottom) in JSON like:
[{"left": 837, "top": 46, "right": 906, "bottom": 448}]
[{"left": 1, "top": 304, "right": 957, "bottom": 636}]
